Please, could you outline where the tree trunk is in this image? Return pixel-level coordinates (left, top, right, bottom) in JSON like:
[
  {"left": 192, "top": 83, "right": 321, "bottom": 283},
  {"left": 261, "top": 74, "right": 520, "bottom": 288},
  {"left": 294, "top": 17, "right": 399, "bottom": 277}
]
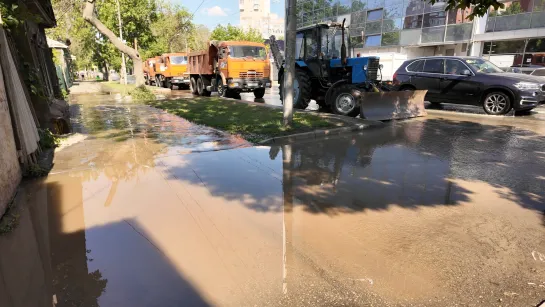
[
  {"left": 83, "top": 0, "right": 145, "bottom": 87},
  {"left": 102, "top": 62, "right": 109, "bottom": 81},
  {"left": 283, "top": 0, "right": 296, "bottom": 127}
]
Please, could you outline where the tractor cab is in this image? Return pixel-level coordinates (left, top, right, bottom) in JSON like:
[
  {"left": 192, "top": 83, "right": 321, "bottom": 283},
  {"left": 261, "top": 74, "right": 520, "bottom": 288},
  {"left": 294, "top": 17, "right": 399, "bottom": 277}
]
[{"left": 295, "top": 22, "right": 350, "bottom": 81}]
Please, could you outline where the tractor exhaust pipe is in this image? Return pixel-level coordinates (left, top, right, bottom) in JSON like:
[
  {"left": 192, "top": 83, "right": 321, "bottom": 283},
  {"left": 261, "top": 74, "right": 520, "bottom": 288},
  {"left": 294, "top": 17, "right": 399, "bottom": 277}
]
[{"left": 341, "top": 18, "right": 347, "bottom": 66}]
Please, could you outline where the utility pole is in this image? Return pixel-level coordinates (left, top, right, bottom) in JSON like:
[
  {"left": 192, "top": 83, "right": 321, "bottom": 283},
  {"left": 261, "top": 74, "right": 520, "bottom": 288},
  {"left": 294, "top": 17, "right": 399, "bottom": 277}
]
[
  {"left": 283, "top": 0, "right": 296, "bottom": 126},
  {"left": 116, "top": 0, "right": 127, "bottom": 85}
]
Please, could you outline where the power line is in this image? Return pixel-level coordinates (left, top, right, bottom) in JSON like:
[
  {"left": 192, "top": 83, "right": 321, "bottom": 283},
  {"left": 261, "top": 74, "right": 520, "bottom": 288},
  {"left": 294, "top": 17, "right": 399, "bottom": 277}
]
[{"left": 191, "top": 0, "right": 207, "bottom": 18}]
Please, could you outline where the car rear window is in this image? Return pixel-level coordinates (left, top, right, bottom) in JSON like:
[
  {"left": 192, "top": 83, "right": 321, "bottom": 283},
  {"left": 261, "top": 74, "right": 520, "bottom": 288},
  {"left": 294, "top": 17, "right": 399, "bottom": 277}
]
[
  {"left": 423, "top": 59, "right": 444, "bottom": 74},
  {"left": 406, "top": 60, "right": 424, "bottom": 72}
]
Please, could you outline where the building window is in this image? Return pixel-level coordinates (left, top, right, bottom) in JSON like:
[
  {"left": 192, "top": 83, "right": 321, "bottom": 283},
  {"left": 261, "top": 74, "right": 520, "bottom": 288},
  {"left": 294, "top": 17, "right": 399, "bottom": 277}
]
[
  {"left": 365, "top": 35, "right": 382, "bottom": 47},
  {"left": 240, "top": 0, "right": 244, "bottom": 4},
  {"left": 423, "top": 11, "right": 447, "bottom": 27},
  {"left": 382, "top": 31, "right": 400, "bottom": 46},
  {"left": 383, "top": 18, "right": 403, "bottom": 32},
  {"left": 421, "top": 26, "right": 445, "bottom": 43},
  {"left": 367, "top": 9, "right": 383, "bottom": 21},
  {"left": 366, "top": 21, "right": 382, "bottom": 34},
  {"left": 403, "top": 15, "right": 423, "bottom": 29},
  {"left": 254, "top": 4, "right": 259, "bottom": 11}
]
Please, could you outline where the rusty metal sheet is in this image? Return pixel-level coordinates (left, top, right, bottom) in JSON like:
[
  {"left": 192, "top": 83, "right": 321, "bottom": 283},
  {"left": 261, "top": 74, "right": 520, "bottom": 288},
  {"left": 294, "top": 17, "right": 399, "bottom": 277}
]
[{"left": 359, "top": 90, "right": 427, "bottom": 121}]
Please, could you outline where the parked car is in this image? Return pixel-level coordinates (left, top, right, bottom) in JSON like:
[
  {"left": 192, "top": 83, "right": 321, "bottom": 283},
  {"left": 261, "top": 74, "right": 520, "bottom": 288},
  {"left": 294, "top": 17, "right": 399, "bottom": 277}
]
[
  {"left": 393, "top": 56, "right": 545, "bottom": 115},
  {"left": 505, "top": 64, "right": 544, "bottom": 75},
  {"left": 530, "top": 68, "right": 545, "bottom": 77}
]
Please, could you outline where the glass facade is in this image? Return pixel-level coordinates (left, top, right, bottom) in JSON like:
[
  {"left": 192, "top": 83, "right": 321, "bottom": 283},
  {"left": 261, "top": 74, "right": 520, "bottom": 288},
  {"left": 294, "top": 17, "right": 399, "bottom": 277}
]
[
  {"left": 486, "top": 0, "right": 543, "bottom": 32},
  {"left": 483, "top": 38, "right": 545, "bottom": 69},
  {"left": 296, "top": 0, "right": 474, "bottom": 49}
]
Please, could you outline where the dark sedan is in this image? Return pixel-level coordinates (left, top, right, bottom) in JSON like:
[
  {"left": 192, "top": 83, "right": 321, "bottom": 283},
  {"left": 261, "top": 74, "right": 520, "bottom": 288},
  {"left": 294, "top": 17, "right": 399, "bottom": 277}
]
[{"left": 393, "top": 56, "right": 545, "bottom": 115}]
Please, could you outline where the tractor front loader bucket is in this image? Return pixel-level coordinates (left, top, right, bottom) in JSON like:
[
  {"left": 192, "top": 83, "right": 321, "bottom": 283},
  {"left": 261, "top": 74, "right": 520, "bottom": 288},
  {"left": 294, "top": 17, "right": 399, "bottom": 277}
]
[{"left": 358, "top": 90, "right": 427, "bottom": 121}]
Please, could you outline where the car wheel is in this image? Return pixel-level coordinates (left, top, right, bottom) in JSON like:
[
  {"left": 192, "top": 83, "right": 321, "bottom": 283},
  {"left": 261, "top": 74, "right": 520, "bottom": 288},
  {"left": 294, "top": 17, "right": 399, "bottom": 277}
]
[{"left": 483, "top": 91, "right": 512, "bottom": 115}]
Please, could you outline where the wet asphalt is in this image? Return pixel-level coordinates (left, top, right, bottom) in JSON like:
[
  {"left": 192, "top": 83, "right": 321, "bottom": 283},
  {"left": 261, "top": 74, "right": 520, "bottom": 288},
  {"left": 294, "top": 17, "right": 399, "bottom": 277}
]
[{"left": 10, "top": 86, "right": 545, "bottom": 306}]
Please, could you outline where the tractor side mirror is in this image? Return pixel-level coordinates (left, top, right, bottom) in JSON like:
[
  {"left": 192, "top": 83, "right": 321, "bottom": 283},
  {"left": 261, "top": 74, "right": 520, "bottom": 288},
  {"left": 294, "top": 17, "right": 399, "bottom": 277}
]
[{"left": 461, "top": 69, "right": 472, "bottom": 76}]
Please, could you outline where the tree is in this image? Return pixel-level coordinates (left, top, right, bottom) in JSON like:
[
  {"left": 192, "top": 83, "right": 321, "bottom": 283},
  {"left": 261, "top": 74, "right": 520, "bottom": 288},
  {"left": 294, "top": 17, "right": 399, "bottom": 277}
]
[
  {"left": 82, "top": 0, "right": 156, "bottom": 86},
  {"left": 437, "top": 0, "right": 503, "bottom": 20},
  {"left": 210, "top": 24, "right": 264, "bottom": 43}
]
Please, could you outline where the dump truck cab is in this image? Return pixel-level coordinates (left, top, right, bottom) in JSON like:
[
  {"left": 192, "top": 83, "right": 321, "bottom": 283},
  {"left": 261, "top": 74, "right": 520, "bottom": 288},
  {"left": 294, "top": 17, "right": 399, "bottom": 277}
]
[
  {"left": 154, "top": 52, "right": 190, "bottom": 89},
  {"left": 144, "top": 57, "right": 159, "bottom": 85},
  {"left": 188, "top": 40, "right": 272, "bottom": 99},
  {"left": 216, "top": 41, "right": 271, "bottom": 96}
]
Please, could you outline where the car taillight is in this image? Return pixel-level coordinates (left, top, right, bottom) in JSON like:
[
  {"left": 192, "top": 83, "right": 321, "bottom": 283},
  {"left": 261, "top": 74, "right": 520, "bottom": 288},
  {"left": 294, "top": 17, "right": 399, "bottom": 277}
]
[
  {"left": 393, "top": 71, "right": 397, "bottom": 80},
  {"left": 392, "top": 71, "right": 399, "bottom": 85}
]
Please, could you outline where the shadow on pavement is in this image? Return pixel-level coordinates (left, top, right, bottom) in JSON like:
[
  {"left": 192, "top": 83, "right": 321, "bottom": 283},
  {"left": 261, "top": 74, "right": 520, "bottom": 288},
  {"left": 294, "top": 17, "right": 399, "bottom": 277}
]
[{"left": 46, "top": 178, "right": 210, "bottom": 307}]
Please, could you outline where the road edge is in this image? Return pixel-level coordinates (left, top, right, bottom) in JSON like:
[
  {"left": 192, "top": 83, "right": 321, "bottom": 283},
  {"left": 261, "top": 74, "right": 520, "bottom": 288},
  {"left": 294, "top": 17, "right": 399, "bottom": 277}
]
[{"left": 258, "top": 121, "right": 384, "bottom": 145}]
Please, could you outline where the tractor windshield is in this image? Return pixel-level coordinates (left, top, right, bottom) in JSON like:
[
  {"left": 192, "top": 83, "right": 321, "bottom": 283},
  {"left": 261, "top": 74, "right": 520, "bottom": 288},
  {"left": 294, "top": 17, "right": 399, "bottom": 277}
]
[{"left": 321, "top": 26, "right": 348, "bottom": 60}]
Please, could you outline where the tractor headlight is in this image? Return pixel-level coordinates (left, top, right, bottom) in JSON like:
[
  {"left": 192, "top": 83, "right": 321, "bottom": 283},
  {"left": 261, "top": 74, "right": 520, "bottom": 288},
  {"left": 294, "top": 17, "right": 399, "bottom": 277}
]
[
  {"left": 229, "top": 82, "right": 239, "bottom": 88},
  {"left": 363, "top": 65, "right": 368, "bottom": 71},
  {"left": 514, "top": 82, "right": 540, "bottom": 90}
]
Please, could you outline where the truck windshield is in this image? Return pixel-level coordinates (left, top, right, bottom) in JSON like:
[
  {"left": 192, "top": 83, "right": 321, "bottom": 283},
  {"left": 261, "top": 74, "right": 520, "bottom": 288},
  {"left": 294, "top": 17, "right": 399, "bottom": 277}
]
[
  {"left": 230, "top": 46, "right": 266, "bottom": 59},
  {"left": 321, "top": 26, "right": 348, "bottom": 60},
  {"left": 464, "top": 58, "right": 504, "bottom": 74},
  {"left": 170, "top": 56, "right": 187, "bottom": 64}
]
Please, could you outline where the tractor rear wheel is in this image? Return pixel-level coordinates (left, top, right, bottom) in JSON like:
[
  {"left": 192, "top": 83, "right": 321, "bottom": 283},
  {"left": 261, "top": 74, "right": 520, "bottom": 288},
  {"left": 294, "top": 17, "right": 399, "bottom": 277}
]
[
  {"left": 331, "top": 85, "right": 361, "bottom": 117},
  {"left": 279, "top": 68, "right": 311, "bottom": 109}
]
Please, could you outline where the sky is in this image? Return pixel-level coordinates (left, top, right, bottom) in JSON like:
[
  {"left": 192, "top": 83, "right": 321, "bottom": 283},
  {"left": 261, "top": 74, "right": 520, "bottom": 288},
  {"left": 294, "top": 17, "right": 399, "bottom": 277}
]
[{"left": 172, "top": 0, "right": 285, "bottom": 30}]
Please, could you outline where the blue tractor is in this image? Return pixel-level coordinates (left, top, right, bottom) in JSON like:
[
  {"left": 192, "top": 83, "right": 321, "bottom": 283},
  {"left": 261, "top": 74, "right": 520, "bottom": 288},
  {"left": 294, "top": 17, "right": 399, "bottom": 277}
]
[{"left": 271, "top": 20, "right": 382, "bottom": 117}]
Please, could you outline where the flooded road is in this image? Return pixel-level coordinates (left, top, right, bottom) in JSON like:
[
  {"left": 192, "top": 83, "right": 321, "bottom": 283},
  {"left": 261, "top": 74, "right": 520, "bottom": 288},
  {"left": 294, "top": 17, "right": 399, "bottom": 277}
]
[{"left": 2, "top": 88, "right": 545, "bottom": 306}]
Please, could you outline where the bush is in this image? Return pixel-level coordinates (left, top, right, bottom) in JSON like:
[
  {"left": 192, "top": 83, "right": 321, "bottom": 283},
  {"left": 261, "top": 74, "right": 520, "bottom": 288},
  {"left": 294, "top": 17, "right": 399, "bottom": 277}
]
[
  {"left": 129, "top": 86, "right": 155, "bottom": 101},
  {"left": 38, "top": 128, "right": 60, "bottom": 148}
]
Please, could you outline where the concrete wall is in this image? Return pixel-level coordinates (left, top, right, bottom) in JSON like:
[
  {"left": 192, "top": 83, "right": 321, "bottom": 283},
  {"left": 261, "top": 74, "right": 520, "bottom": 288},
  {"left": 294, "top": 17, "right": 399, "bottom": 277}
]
[{"left": 0, "top": 71, "right": 21, "bottom": 215}]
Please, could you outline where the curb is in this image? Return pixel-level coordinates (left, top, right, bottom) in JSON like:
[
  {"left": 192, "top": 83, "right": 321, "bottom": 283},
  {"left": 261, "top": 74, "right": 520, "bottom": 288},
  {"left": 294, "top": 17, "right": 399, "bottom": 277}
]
[{"left": 258, "top": 121, "right": 384, "bottom": 145}]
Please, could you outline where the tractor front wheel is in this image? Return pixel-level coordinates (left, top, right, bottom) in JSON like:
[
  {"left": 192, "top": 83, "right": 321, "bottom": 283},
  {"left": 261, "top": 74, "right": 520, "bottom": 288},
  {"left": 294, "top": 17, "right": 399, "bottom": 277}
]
[
  {"left": 331, "top": 85, "right": 361, "bottom": 117},
  {"left": 279, "top": 68, "right": 311, "bottom": 109}
]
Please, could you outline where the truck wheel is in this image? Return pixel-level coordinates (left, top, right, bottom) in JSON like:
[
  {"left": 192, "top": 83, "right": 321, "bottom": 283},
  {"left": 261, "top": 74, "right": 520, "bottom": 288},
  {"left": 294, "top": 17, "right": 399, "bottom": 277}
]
[
  {"left": 279, "top": 68, "right": 311, "bottom": 109},
  {"left": 197, "top": 78, "right": 211, "bottom": 97},
  {"left": 331, "top": 85, "right": 360, "bottom": 117},
  {"left": 190, "top": 77, "right": 198, "bottom": 94},
  {"left": 165, "top": 79, "right": 172, "bottom": 89},
  {"left": 254, "top": 88, "right": 266, "bottom": 99},
  {"left": 217, "top": 78, "right": 228, "bottom": 97}
]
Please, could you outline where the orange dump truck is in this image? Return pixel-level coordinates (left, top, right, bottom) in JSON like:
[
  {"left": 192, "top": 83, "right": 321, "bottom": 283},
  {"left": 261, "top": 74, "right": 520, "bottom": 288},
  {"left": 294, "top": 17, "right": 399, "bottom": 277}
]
[
  {"left": 188, "top": 41, "right": 271, "bottom": 98},
  {"left": 144, "top": 57, "right": 159, "bottom": 85},
  {"left": 153, "top": 52, "right": 190, "bottom": 89}
]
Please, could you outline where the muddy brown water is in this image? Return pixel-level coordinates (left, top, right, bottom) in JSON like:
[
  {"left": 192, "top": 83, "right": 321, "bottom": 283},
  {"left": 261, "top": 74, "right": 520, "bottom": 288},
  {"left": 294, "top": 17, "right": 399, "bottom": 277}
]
[{"left": 1, "top": 92, "right": 544, "bottom": 306}]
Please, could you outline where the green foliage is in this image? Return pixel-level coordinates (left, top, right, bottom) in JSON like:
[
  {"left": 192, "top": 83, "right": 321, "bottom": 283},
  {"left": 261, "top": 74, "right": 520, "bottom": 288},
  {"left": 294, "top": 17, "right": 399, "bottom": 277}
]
[
  {"left": 437, "top": 0, "right": 503, "bottom": 20},
  {"left": 23, "top": 164, "right": 51, "bottom": 178},
  {"left": 39, "top": 128, "right": 60, "bottom": 149},
  {"left": 141, "top": 1, "right": 209, "bottom": 59},
  {"left": 210, "top": 24, "right": 264, "bottom": 43},
  {"left": 129, "top": 86, "right": 155, "bottom": 101},
  {"left": 0, "top": 1, "right": 43, "bottom": 29}
]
